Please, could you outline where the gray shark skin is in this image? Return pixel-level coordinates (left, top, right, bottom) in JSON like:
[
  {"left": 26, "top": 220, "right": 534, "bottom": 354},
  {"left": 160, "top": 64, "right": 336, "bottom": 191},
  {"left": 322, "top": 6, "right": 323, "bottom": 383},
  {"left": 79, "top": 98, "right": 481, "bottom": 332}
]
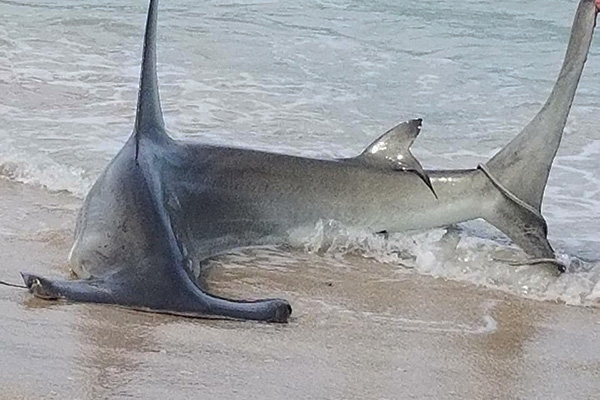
[{"left": 20, "top": 0, "right": 598, "bottom": 323}]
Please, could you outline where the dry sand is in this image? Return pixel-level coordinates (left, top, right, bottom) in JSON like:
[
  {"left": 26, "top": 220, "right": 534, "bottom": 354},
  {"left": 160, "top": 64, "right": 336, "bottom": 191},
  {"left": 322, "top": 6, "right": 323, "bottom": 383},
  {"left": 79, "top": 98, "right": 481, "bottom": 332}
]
[{"left": 0, "top": 179, "right": 598, "bottom": 400}]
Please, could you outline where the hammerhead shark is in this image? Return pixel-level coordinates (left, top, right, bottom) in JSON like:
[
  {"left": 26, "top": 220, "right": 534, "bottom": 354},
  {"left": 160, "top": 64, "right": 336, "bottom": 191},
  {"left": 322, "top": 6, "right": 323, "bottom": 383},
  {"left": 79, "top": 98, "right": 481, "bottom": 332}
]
[{"left": 16, "top": 0, "right": 599, "bottom": 322}]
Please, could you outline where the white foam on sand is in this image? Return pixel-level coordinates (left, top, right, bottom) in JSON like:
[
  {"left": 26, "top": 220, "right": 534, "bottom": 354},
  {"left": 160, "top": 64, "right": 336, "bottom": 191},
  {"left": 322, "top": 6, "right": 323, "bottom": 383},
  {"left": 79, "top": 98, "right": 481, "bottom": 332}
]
[{"left": 287, "top": 219, "right": 600, "bottom": 307}]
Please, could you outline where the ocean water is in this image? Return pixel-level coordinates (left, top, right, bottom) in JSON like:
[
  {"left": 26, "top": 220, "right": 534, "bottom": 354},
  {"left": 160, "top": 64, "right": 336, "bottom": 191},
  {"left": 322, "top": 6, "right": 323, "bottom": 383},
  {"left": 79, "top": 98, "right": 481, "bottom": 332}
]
[{"left": 1, "top": 0, "right": 600, "bottom": 305}]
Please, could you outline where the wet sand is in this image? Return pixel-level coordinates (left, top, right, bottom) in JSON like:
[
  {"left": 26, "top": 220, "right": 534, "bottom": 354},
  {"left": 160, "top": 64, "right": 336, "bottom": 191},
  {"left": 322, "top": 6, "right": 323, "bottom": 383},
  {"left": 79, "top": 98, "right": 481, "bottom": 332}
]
[{"left": 0, "top": 178, "right": 599, "bottom": 400}]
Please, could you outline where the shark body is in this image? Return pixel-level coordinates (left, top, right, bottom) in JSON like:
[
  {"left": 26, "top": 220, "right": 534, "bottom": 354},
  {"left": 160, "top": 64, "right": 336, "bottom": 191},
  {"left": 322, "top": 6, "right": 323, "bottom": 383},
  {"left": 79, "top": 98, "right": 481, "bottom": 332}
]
[{"left": 20, "top": 0, "right": 599, "bottom": 322}]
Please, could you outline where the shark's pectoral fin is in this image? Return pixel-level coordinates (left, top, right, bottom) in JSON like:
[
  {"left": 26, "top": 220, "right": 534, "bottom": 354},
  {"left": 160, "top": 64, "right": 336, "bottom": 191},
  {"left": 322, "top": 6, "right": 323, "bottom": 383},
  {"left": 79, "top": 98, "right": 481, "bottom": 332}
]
[
  {"left": 356, "top": 119, "right": 437, "bottom": 198},
  {"left": 20, "top": 269, "right": 291, "bottom": 323}
]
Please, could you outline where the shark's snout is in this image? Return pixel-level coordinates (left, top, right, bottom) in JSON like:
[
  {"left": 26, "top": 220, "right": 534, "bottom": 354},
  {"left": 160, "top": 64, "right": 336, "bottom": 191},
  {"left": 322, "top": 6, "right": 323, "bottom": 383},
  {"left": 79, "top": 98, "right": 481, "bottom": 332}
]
[
  {"left": 20, "top": 272, "right": 61, "bottom": 300},
  {"left": 20, "top": 272, "right": 36, "bottom": 290}
]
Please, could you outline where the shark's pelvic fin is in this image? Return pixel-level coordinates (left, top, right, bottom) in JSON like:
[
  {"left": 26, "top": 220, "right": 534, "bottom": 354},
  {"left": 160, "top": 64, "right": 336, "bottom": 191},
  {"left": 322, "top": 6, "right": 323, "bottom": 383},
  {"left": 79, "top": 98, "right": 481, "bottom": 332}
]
[
  {"left": 356, "top": 119, "right": 437, "bottom": 198},
  {"left": 484, "top": 0, "right": 597, "bottom": 212},
  {"left": 134, "top": 0, "right": 167, "bottom": 160}
]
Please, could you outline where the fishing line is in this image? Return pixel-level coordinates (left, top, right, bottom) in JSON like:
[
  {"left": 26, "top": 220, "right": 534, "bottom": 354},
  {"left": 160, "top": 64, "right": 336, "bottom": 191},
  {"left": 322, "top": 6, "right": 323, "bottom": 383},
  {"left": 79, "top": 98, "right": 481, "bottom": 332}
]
[{"left": 0, "top": 279, "right": 27, "bottom": 289}]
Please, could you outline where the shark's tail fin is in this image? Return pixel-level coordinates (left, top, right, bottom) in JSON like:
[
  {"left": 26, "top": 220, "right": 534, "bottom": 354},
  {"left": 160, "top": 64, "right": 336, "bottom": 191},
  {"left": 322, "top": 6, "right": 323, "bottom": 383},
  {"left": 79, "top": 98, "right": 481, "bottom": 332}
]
[
  {"left": 483, "top": 0, "right": 597, "bottom": 213},
  {"left": 479, "top": 162, "right": 556, "bottom": 262},
  {"left": 134, "top": 0, "right": 168, "bottom": 159},
  {"left": 473, "top": 0, "right": 597, "bottom": 268}
]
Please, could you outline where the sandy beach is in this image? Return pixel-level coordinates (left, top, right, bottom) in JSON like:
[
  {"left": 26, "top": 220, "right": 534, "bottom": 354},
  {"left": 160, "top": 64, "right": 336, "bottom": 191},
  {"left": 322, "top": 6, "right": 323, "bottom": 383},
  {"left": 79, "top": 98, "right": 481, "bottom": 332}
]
[{"left": 0, "top": 178, "right": 598, "bottom": 400}]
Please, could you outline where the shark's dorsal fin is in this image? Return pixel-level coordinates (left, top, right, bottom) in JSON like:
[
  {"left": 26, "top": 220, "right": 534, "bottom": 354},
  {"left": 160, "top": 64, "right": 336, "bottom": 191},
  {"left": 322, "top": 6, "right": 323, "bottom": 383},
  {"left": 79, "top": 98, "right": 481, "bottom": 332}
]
[
  {"left": 357, "top": 119, "right": 437, "bottom": 198},
  {"left": 134, "top": 0, "right": 166, "bottom": 159}
]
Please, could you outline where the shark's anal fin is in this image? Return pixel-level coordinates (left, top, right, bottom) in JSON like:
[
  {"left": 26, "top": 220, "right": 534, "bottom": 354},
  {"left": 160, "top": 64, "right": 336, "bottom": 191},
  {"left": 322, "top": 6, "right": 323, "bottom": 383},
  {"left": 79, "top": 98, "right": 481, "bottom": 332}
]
[{"left": 355, "top": 119, "right": 437, "bottom": 198}]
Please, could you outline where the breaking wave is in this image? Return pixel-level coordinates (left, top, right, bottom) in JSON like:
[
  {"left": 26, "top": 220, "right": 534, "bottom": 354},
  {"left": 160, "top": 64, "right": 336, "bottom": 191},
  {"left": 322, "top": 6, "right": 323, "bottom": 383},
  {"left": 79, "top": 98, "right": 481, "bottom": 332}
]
[
  {"left": 286, "top": 219, "right": 600, "bottom": 307},
  {"left": 0, "top": 150, "right": 92, "bottom": 198}
]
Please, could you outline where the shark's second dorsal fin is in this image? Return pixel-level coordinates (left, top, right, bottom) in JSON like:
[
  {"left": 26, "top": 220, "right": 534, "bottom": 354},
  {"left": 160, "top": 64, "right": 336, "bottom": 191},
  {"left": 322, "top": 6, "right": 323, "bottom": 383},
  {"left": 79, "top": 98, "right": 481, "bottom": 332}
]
[
  {"left": 134, "top": 0, "right": 166, "bottom": 160},
  {"left": 356, "top": 119, "right": 437, "bottom": 198}
]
